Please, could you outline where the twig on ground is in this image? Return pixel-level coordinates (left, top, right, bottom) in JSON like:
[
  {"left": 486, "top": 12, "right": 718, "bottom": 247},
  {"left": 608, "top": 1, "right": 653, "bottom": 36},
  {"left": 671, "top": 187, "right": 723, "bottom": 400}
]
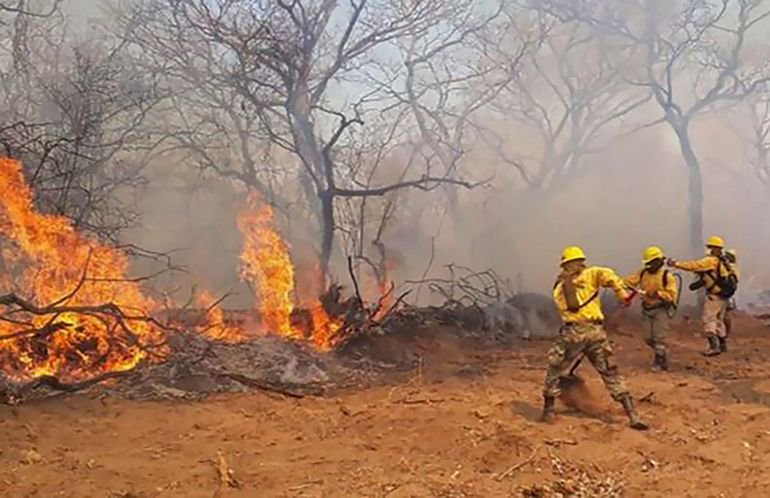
[
  {"left": 545, "top": 438, "right": 578, "bottom": 447},
  {"left": 288, "top": 480, "right": 323, "bottom": 491},
  {"left": 639, "top": 392, "right": 656, "bottom": 403},
  {"left": 1, "top": 369, "right": 138, "bottom": 404},
  {"left": 216, "top": 372, "right": 309, "bottom": 398},
  {"left": 396, "top": 397, "right": 446, "bottom": 405},
  {"left": 214, "top": 450, "right": 240, "bottom": 494},
  {"left": 495, "top": 445, "right": 542, "bottom": 481}
]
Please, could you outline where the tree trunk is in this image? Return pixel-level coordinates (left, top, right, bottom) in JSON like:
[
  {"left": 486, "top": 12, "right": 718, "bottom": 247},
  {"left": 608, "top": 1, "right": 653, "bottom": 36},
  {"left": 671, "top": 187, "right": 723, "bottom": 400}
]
[
  {"left": 287, "top": 85, "right": 335, "bottom": 283},
  {"left": 671, "top": 121, "right": 705, "bottom": 310},
  {"left": 319, "top": 190, "right": 335, "bottom": 283},
  {"left": 673, "top": 122, "right": 704, "bottom": 256}
]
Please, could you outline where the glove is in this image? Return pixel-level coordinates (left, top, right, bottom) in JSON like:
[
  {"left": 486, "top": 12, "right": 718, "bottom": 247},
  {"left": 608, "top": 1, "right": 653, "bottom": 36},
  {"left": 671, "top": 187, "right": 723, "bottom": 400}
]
[
  {"left": 620, "top": 294, "right": 634, "bottom": 307},
  {"left": 666, "top": 258, "right": 677, "bottom": 267}
]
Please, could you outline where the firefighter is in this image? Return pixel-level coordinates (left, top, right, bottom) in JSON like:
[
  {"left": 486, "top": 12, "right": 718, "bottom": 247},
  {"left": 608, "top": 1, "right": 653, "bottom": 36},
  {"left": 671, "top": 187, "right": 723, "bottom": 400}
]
[
  {"left": 723, "top": 249, "right": 740, "bottom": 341},
  {"left": 625, "top": 246, "right": 678, "bottom": 372},
  {"left": 667, "top": 236, "right": 738, "bottom": 356},
  {"left": 542, "top": 246, "right": 649, "bottom": 431}
]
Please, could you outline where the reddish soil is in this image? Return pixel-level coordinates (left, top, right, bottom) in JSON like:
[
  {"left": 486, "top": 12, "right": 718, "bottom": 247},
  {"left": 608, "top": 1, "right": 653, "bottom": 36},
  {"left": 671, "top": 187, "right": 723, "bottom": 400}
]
[{"left": 2, "top": 312, "right": 770, "bottom": 497}]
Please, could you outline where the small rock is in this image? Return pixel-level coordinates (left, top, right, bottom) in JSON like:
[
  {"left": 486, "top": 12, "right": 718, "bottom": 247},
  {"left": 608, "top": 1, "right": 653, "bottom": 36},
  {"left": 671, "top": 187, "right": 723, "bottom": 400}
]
[
  {"left": 20, "top": 449, "right": 43, "bottom": 465},
  {"left": 473, "top": 408, "right": 491, "bottom": 419}
]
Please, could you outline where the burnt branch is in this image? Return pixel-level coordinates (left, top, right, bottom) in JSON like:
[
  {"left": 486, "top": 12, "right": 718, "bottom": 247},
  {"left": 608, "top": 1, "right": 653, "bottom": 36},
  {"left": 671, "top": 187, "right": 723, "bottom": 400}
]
[
  {"left": 1, "top": 369, "right": 137, "bottom": 403},
  {"left": 334, "top": 175, "right": 487, "bottom": 198},
  {"left": 0, "top": 292, "right": 168, "bottom": 352}
]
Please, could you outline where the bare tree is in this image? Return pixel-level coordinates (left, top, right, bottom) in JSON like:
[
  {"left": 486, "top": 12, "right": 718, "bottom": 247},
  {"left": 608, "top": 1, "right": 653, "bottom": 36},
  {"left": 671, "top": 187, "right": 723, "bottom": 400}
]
[
  {"left": 0, "top": 1, "right": 60, "bottom": 17},
  {"left": 367, "top": 2, "right": 515, "bottom": 213},
  {"left": 119, "top": 0, "right": 487, "bottom": 280},
  {"left": 483, "top": 5, "right": 651, "bottom": 196},
  {"left": 0, "top": 5, "right": 166, "bottom": 242},
  {"left": 535, "top": 0, "right": 770, "bottom": 253}
]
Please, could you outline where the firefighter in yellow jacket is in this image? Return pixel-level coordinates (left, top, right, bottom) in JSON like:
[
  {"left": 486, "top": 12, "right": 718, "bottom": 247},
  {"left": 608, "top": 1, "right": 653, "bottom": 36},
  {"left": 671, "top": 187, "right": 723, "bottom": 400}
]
[
  {"left": 542, "top": 246, "right": 649, "bottom": 430},
  {"left": 668, "top": 236, "right": 737, "bottom": 356},
  {"left": 625, "top": 246, "right": 679, "bottom": 372},
  {"left": 723, "top": 249, "right": 740, "bottom": 340}
]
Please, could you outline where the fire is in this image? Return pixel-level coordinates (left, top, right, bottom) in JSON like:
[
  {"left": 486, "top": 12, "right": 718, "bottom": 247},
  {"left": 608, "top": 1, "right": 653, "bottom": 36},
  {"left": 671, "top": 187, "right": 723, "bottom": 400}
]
[
  {"left": 0, "top": 157, "right": 166, "bottom": 382},
  {"left": 237, "top": 194, "right": 298, "bottom": 339},
  {"left": 236, "top": 192, "right": 341, "bottom": 349},
  {"left": 196, "top": 290, "right": 245, "bottom": 343},
  {"left": 373, "top": 282, "right": 395, "bottom": 321},
  {"left": 0, "top": 157, "right": 344, "bottom": 388}
]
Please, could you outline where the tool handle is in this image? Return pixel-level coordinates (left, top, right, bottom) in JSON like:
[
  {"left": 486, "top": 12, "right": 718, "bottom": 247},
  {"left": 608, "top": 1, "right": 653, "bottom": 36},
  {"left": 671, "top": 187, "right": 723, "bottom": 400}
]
[{"left": 568, "top": 355, "right": 584, "bottom": 376}]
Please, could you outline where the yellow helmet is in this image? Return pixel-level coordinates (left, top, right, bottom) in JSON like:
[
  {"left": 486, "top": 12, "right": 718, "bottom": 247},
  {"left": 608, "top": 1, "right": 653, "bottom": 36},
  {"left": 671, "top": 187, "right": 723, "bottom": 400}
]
[
  {"left": 706, "top": 236, "right": 724, "bottom": 248},
  {"left": 561, "top": 246, "right": 586, "bottom": 265},
  {"left": 642, "top": 246, "right": 664, "bottom": 264}
]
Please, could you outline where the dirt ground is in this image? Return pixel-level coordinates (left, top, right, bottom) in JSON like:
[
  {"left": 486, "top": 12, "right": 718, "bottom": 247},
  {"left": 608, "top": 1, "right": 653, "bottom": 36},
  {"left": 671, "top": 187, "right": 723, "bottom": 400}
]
[{"left": 2, "top": 311, "right": 770, "bottom": 497}]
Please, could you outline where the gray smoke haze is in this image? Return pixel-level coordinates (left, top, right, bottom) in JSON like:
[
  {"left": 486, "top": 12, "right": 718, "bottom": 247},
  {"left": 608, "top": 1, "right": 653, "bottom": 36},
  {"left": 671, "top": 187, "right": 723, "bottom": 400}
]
[
  {"left": 4, "top": 0, "right": 770, "bottom": 309},
  {"left": 126, "top": 112, "right": 770, "bottom": 307}
]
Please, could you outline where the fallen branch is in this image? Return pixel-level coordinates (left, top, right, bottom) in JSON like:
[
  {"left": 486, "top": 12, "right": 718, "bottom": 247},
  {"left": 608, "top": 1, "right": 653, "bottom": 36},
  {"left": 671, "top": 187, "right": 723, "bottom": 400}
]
[
  {"left": 495, "top": 445, "right": 542, "bottom": 481},
  {"left": 1, "top": 369, "right": 138, "bottom": 404},
  {"left": 0, "top": 292, "right": 168, "bottom": 353},
  {"left": 216, "top": 372, "right": 310, "bottom": 398},
  {"left": 395, "top": 397, "right": 446, "bottom": 405},
  {"left": 0, "top": 322, "right": 70, "bottom": 342},
  {"left": 544, "top": 438, "right": 578, "bottom": 447},
  {"left": 378, "top": 290, "right": 412, "bottom": 327},
  {"left": 639, "top": 392, "right": 656, "bottom": 403},
  {"left": 405, "top": 264, "right": 512, "bottom": 309},
  {"left": 369, "top": 281, "right": 395, "bottom": 320}
]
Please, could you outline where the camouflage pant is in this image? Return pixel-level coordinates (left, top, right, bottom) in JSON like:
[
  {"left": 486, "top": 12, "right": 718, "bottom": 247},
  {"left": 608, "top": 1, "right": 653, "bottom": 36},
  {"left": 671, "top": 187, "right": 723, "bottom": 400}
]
[
  {"left": 642, "top": 307, "right": 670, "bottom": 355},
  {"left": 703, "top": 295, "right": 728, "bottom": 338},
  {"left": 543, "top": 323, "right": 629, "bottom": 401}
]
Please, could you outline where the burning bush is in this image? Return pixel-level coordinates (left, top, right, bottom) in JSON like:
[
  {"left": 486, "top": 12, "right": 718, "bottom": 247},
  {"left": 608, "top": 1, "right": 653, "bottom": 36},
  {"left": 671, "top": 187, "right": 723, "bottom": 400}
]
[
  {"left": 0, "top": 157, "right": 353, "bottom": 391},
  {"left": 0, "top": 157, "right": 166, "bottom": 383}
]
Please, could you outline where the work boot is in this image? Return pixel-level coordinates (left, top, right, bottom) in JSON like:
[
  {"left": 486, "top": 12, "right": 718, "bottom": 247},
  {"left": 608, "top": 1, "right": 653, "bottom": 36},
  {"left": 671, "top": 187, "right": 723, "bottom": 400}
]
[
  {"left": 619, "top": 394, "right": 649, "bottom": 431},
  {"left": 651, "top": 353, "right": 668, "bottom": 372},
  {"left": 718, "top": 336, "right": 728, "bottom": 353},
  {"left": 540, "top": 395, "right": 556, "bottom": 423},
  {"left": 650, "top": 354, "right": 662, "bottom": 372},
  {"left": 703, "top": 336, "right": 721, "bottom": 357}
]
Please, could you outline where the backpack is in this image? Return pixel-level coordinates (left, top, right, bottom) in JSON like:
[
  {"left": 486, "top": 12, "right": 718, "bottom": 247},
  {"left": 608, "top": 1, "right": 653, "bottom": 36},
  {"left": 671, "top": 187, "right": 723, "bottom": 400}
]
[
  {"left": 706, "top": 256, "right": 738, "bottom": 299},
  {"left": 639, "top": 269, "right": 674, "bottom": 309},
  {"left": 639, "top": 268, "right": 670, "bottom": 288}
]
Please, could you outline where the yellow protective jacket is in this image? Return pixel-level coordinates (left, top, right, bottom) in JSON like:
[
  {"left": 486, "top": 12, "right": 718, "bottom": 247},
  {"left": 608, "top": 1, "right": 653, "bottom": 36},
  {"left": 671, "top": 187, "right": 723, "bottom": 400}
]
[
  {"left": 674, "top": 255, "right": 734, "bottom": 296},
  {"left": 625, "top": 268, "right": 678, "bottom": 309},
  {"left": 553, "top": 266, "right": 630, "bottom": 323}
]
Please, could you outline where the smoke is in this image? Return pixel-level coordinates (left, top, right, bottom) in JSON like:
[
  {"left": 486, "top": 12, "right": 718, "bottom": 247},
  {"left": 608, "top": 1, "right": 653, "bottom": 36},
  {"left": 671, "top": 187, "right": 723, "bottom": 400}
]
[
  {"left": 118, "top": 101, "right": 770, "bottom": 310},
  {"left": 10, "top": 0, "right": 770, "bottom": 310}
]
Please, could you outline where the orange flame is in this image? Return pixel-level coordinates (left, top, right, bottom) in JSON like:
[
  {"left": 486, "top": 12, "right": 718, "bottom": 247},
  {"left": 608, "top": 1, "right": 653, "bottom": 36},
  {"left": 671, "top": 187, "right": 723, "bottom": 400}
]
[
  {"left": 237, "top": 193, "right": 299, "bottom": 339},
  {"left": 236, "top": 192, "right": 341, "bottom": 349},
  {"left": 0, "top": 157, "right": 345, "bottom": 388},
  {"left": 0, "top": 158, "right": 166, "bottom": 382},
  {"left": 196, "top": 290, "right": 245, "bottom": 343}
]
